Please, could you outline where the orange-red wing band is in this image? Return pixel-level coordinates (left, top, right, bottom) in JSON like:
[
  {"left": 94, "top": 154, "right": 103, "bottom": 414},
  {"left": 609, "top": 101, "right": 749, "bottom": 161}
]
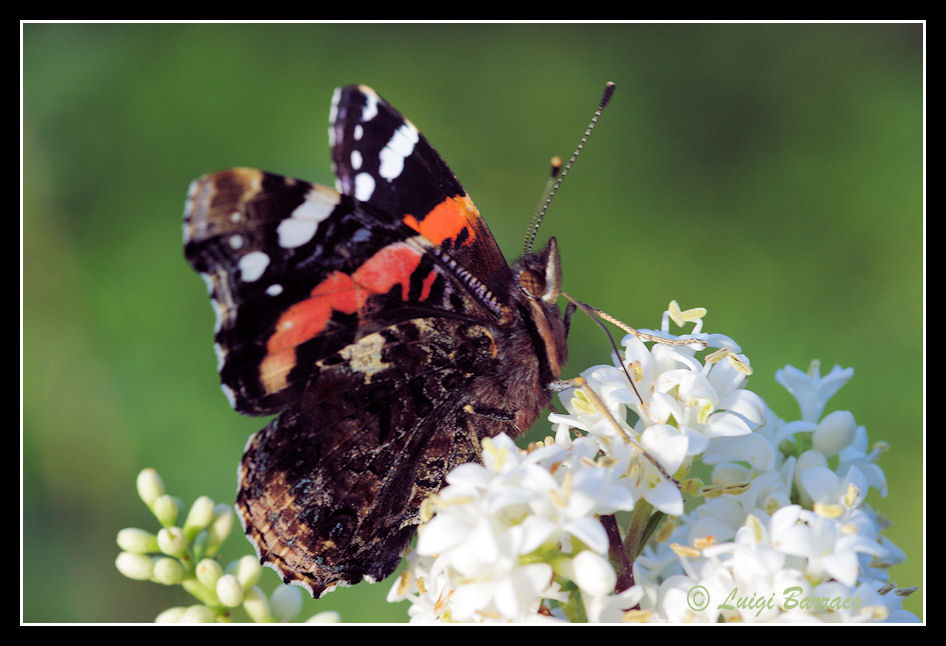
[
  {"left": 259, "top": 242, "right": 426, "bottom": 393},
  {"left": 402, "top": 195, "right": 478, "bottom": 247}
]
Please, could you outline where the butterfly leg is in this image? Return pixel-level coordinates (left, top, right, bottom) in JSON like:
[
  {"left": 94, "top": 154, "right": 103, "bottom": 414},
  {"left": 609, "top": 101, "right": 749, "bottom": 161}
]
[{"left": 462, "top": 403, "right": 522, "bottom": 433}]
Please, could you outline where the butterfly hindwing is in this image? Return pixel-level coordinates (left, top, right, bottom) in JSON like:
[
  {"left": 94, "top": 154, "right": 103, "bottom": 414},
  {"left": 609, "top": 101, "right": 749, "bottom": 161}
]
[{"left": 237, "top": 315, "right": 502, "bottom": 595}]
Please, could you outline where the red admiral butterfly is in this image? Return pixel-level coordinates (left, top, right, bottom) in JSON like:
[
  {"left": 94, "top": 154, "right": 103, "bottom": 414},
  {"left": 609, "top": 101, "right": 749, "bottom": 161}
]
[{"left": 183, "top": 84, "right": 609, "bottom": 597}]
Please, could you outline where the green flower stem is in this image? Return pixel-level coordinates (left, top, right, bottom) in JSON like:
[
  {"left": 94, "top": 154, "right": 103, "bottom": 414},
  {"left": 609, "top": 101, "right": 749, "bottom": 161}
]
[
  {"left": 633, "top": 510, "right": 667, "bottom": 563},
  {"left": 622, "top": 499, "right": 656, "bottom": 563},
  {"left": 181, "top": 577, "right": 220, "bottom": 607}
]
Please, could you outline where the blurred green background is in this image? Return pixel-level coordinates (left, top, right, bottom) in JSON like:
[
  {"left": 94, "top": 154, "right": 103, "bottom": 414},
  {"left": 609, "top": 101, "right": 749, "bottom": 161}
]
[{"left": 23, "top": 22, "right": 923, "bottom": 622}]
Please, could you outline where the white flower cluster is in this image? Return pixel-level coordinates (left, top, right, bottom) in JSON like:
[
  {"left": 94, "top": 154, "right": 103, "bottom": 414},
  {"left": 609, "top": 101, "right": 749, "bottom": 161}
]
[
  {"left": 634, "top": 360, "right": 915, "bottom": 623},
  {"left": 387, "top": 433, "right": 643, "bottom": 622},
  {"left": 389, "top": 302, "right": 918, "bottom": 623}
]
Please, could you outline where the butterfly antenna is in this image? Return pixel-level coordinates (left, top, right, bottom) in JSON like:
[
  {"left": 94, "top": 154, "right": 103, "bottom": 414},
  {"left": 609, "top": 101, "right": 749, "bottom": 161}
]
[
  {"left": 560, "top": 290, "right": 644, "bottom": 405},
  {"left": 523, "top": 81, "right": 616, "bottom": 256},
  {"left": 532, "top": 155, "right": 564, "bottom": 231}
]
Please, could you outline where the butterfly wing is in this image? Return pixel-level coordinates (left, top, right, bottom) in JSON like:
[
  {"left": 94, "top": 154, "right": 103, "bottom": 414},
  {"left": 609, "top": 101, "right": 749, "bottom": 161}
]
[
  {"left": 184, "top": 168, "right": 504, "bottom": 415},
  {"left": 330, "top": 84, "right": 510, "bottom": 290},
  {"left": 184, "top": 167, "right": 518, "bottom": 595}
]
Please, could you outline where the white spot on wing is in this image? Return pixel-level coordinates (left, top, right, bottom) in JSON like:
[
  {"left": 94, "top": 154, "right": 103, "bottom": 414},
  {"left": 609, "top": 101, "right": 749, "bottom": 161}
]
[
  {"left": 266, "top": 283, "right": 283, "bottom": 297},
  {"left": 361, "top": 90, "right": 378, "bottom": 122},
  {"left": 239, "top": 251, "right": 270, "bottom": 283},
  {"left": 354, "top": 172, "right": 376, "bottom": 201},
  {"left": 379, "top": 123, "right": 419, "bottom": 180},
  {"left": 276, "top": 190, "right": 335, "bottom": 249}
]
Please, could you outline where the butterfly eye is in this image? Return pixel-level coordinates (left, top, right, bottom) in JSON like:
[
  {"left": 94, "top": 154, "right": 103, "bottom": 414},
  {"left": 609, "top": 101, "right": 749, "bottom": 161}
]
[{"left": 518, "top": 268, "right": 546, "bottom": 299}]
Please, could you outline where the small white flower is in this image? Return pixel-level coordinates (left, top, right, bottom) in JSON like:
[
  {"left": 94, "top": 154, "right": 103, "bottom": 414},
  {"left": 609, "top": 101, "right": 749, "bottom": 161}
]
[
  {"left": 563, "top": 550, "right": 640, "bottom": 622},
  {"left": 775, "top": 361, "right": 853, "bottom": 423},
  {"left": 703, "top": 431, "right": 776, "bottom": 472},
  {"left": 800, "top": 464, "right": 868, "bottom": 512},
  {"left": 587, "top": 586, "right": 645, "bottom": 623},
  {"left": 838, "top": 426, "right": 889, "bottom": 497},
  {"left": 773, "top": 507, "right": 886, "bottom": 588},
  {"left": 571, "top": 550, "right": 617, "bottom": 597}
]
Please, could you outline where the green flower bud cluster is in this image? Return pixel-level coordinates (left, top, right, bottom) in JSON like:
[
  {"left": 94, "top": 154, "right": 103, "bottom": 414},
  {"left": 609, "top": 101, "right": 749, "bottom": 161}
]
[{"left": 115, "top": 468, "right": 308, "bottom": 623}]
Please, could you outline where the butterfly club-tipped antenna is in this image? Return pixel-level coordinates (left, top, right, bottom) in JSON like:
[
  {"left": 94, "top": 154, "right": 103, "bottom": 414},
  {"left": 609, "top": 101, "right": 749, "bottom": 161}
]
[
  {"left": 522, "top": 81, "right": 616, "bottom": 256},
  {"left": 521, "top": 83, "right": 689, "bottom": 489}
]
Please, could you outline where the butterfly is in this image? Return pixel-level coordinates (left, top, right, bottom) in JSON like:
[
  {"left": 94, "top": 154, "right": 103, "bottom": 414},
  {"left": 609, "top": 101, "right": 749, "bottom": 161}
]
[{"left": 183, "top": 84, "right": 591, "bottom": 597}]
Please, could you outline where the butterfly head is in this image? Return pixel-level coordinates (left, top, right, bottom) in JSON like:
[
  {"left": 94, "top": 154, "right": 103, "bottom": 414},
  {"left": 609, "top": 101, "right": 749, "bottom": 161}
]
[
  {"left": 517, "top": 236, "right": 561, "bottom": 305},
  {"left": 515, "top": 236, "right": 567, "bottom": 381}
]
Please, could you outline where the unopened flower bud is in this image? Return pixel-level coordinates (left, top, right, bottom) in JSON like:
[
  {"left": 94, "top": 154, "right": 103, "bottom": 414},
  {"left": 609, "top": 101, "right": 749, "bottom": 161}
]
[
  {"left": 136, "top": 468, "right": 165, "bottom": 507},
  {"left": 184, "top": 496, "right": 216, "bottom": 540},
  {"left": 231, "top": 554, "right": 262, "bottom": 589},
  {"left": 270, "top": 585, "right": 302, "bottom": 621},
  {"left": 180, "top": 604, "right": 217, "bottom": 623},
  {"left": 115, "top": 551, "right": 154, "bottom": 581},
  {"left": 216, "top": 574, "right": 245, "bottom": 607},
  {"left": 155, "top": 606, "right": 187, "bottom": 623},
  {"left": 152, "top": 557, "right": 185, "bottom": 585},
  {"left": 152, "top": 494, "right": 180, "bottom": 527},
  {"left": 196, "top": 558, "right": 224, "bottom": 589},
  {"left": 242, "top": 586, "right": 271, "bottom": 623},
  {"left": 812, "top": 410, "right": 857, "bottom": 456},
  {"left": 157, "top": 527, "right": 188, "bottom": 557},
  {"left": 116, "top": 527, "right": 158, "bottom": 554},
  {"left": 205, "top": 504, "right": 234, "bottom": 556}
]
